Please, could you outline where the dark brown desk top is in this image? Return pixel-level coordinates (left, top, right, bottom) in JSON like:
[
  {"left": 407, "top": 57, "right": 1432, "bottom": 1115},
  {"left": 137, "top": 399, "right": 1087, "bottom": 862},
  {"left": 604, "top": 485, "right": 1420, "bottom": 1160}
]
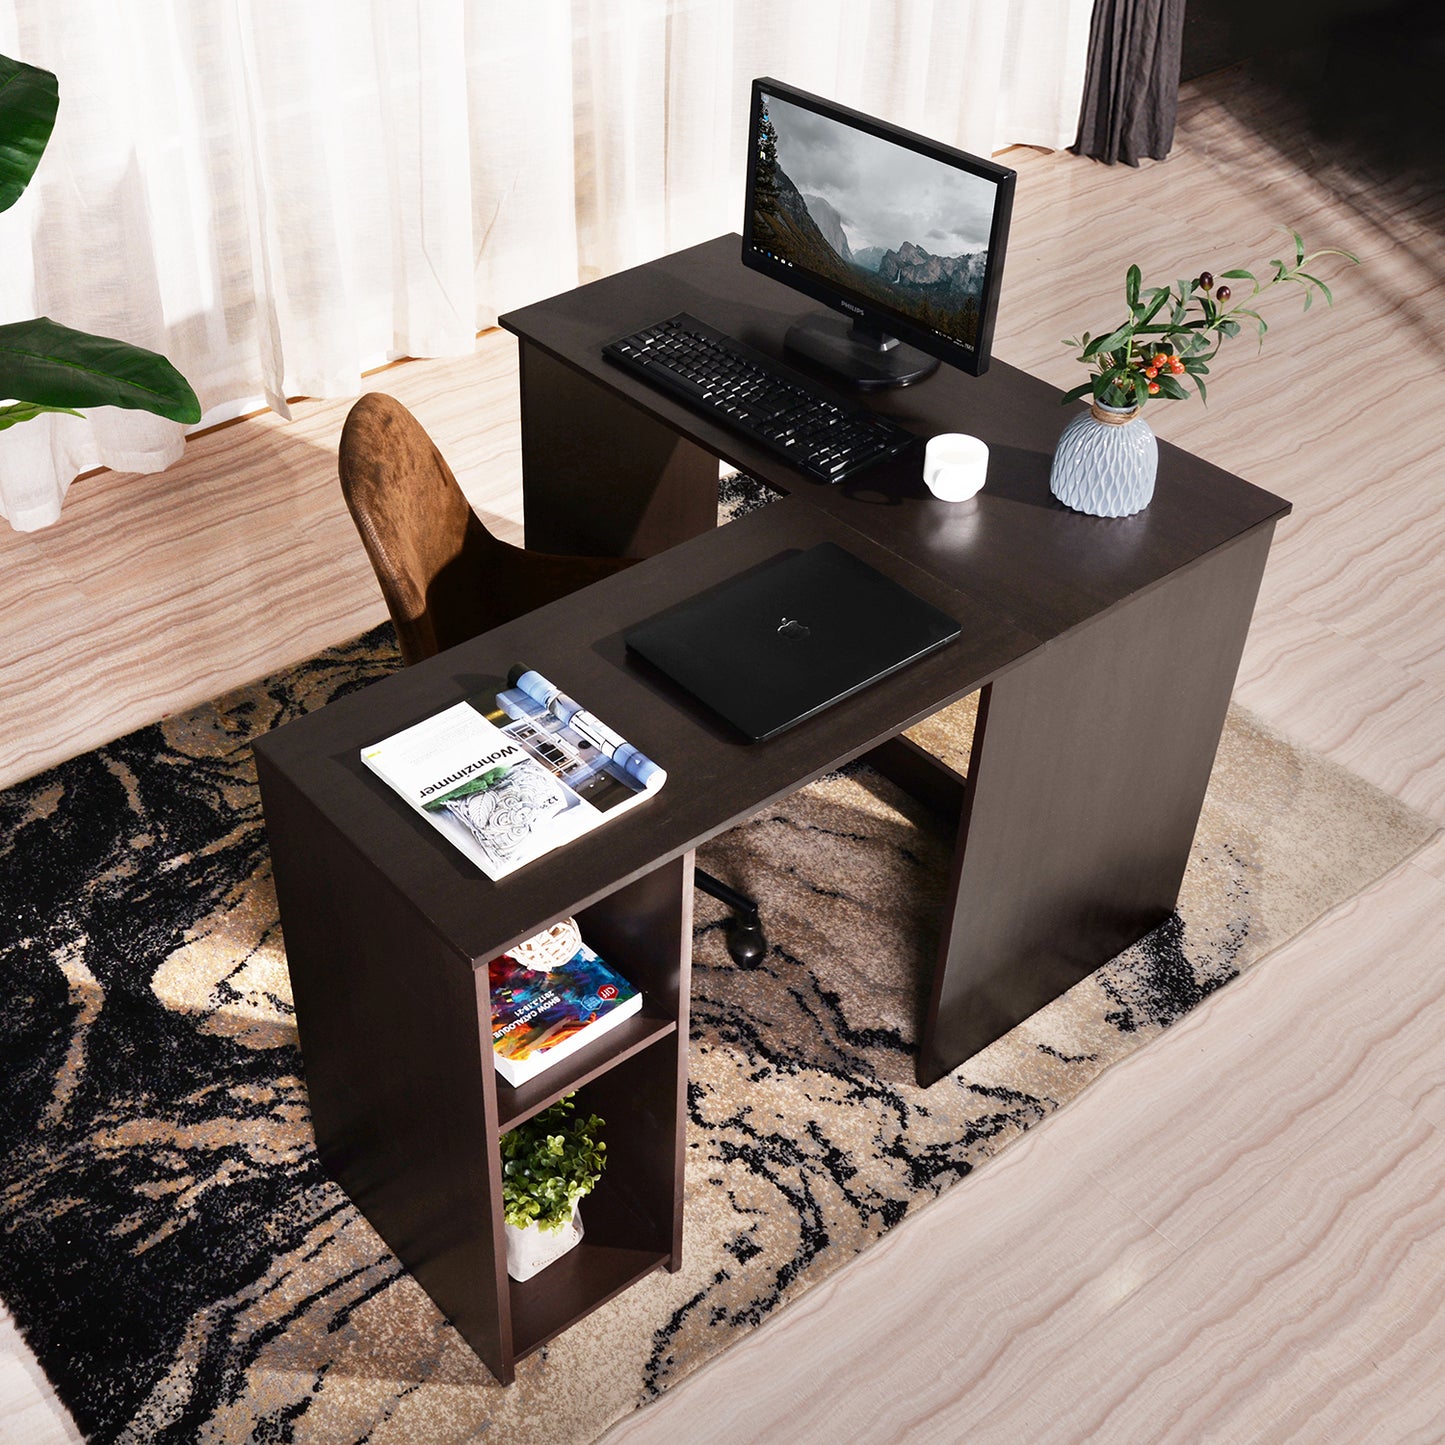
[
  {"left": 253, "top": 495, "right": 1035, "bottom": 967},
  {"left": 500, "top": 234, "right": 1291, "bottom": 640},
  {"left": 259, "top": 239, "right": 1290, "bottom": 974}
]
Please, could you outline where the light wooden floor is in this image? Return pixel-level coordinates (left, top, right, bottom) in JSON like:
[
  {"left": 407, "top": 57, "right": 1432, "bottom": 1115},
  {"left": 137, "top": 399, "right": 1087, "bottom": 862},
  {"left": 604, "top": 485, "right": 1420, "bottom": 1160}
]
[{"left": 4, "top": 67, "right": 1444, "bottom": 1443}]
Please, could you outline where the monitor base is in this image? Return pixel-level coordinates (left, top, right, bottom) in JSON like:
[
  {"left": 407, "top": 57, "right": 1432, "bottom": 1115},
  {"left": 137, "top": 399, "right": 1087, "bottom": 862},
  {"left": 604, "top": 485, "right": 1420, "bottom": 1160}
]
[{"left": 783, "top": 313, "right": 940, "bottom": 392}]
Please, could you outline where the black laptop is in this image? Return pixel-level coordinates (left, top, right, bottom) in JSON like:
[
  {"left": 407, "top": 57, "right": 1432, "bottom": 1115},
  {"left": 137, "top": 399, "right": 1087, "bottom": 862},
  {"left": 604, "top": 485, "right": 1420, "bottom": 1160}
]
[{"left": 625, "top": 542, "right": 961, "bottom": 741}]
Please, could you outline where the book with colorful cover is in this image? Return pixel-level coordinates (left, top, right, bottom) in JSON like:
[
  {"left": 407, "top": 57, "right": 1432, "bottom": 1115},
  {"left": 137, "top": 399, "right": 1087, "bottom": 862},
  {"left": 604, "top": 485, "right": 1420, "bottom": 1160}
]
[
  {"left": 359, "top": 666, "right": 666, "bottom": 881},
  {"left": 488, "top": 926, "right": 642, "bottom": 1086}
]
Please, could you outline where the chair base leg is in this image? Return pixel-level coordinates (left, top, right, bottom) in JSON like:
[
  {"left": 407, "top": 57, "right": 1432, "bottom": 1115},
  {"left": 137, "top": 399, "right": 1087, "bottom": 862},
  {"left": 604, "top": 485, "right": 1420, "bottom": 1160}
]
[{"left": 695, "top": 869, "right": 768, "bottom": 966}]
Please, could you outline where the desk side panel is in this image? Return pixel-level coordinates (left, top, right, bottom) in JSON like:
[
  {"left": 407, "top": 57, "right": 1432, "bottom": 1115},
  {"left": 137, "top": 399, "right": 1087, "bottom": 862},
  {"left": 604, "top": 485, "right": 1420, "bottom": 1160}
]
[
  {"left": 254, "top": 753, "right": 512, "bottom": 1381},
  {"left": 920, "top": 521, "right": 1277, "bottom": 1084},
  {"left": 518, "top": 343, "right": 720, "bottom": 558},
  {"left": 575, "top": 851, "right": 694, "bottom": 1267}
]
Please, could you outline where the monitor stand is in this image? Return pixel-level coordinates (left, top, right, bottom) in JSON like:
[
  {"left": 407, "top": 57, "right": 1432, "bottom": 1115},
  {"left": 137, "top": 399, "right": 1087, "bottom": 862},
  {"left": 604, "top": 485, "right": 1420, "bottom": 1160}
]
[{"left": 784, "top": 313, "right": 940, "bottom": 392}]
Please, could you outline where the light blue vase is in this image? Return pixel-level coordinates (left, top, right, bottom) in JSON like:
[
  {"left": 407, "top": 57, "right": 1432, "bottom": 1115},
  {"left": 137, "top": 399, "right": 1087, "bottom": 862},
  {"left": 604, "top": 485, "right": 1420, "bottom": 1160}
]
[{"left": 1049, "top": 401, "right": 1158, "bottom": 517}]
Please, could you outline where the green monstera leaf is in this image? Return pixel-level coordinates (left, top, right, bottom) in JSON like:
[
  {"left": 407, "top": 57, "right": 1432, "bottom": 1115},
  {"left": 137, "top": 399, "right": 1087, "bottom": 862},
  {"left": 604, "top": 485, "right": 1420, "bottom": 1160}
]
[
  {"left": 0, "top": 318, "right": 201, "bottom": 430},
  {"left": 0, "top": 53, "right": 58, "bottom": 213},
  {"left": 0, "top": 55, "right": 202, "bottom": 435}
]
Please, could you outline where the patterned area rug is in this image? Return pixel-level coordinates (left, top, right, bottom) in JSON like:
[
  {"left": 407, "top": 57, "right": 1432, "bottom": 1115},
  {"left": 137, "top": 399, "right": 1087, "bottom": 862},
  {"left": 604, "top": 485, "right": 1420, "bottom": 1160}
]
[{"left": 1, "top": 498, "right": 1436, "bottom": 1442}]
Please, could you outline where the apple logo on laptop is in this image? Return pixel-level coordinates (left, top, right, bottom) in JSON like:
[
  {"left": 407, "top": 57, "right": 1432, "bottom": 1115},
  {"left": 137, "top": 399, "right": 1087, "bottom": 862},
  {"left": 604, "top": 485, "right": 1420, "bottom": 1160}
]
[{"left": 777, "top": 616, "right": 811, "bottom": 641}]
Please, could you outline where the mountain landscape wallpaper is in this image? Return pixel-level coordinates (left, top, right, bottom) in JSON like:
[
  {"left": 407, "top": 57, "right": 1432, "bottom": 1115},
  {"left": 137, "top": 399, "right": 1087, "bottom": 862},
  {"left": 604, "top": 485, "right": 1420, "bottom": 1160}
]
[{"left": 749, "top": 92, "right": 997, "bottom": 349}]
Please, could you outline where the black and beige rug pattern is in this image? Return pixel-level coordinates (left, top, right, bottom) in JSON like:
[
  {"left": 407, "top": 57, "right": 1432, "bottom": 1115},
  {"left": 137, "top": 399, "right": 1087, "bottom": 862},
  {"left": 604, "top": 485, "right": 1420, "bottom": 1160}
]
[{"left": 1, "top": 488, "right": 1436, "bottom": 1442}]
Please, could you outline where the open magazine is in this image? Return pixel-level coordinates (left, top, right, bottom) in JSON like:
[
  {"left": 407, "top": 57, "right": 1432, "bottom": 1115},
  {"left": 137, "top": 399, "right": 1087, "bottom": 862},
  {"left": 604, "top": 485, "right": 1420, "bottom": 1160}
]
[{"left": 360, "top": 667, "right": 666, "bottom": 880}]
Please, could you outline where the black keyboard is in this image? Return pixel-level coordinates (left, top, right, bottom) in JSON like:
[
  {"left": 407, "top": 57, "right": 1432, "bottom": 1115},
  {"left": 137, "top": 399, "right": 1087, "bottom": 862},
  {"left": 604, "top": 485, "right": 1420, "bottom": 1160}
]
[{"left": 602, "top": 313, "right": 916, "bottom": 483}]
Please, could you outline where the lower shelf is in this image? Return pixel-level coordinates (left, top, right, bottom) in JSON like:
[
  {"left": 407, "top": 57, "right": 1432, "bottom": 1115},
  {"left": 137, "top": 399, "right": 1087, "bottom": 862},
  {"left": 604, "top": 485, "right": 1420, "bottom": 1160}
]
[
  {"left": 508, "top": 1169, "right": 677, "bottom": 1358},
  {"left": 510, "top": 1237, "right": 670, "bottom": 1359}
]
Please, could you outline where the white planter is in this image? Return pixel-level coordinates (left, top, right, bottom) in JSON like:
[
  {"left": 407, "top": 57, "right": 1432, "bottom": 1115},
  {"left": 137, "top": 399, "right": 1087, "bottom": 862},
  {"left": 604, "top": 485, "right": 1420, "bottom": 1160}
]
[
  {"left": 1049, "top": 400, "right": 1158, "bottom": 517},
  {"left": 505, "top": 1201, "right": 584, "bottom": 1282}
]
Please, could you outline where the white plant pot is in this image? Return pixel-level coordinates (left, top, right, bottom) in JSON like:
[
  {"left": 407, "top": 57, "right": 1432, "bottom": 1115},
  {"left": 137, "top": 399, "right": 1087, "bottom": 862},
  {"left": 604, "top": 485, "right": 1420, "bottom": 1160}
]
[
  {"left": 505, "top": 1201, "right": 584, "bottom": 1282},
  {"left": 1049, "top": 400, "right": 1158, "bottom": 517}
]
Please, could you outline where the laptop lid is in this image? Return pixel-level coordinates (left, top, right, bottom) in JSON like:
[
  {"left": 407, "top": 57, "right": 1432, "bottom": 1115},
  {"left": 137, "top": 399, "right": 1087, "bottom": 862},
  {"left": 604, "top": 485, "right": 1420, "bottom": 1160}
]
[{"left": 625, "top": 542, "right": 961, "bottom": 741}]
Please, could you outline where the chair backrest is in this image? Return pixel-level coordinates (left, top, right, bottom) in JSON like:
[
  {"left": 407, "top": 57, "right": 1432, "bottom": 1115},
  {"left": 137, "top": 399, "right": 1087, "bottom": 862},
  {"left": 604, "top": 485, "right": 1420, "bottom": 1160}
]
[{"left": 339, "top": 391, "right": 633, "bottom": 665}]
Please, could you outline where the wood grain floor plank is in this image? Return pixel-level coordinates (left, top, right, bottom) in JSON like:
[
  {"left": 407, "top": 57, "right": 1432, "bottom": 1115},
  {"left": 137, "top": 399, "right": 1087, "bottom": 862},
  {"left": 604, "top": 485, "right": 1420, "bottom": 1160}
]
[
  {"left": 0, "top": 1306, "right": 80, "bottom": 1445},
  {"left": 1060, "top": 860, "right": 1445, "bottom": 1246},
  {"left": 604, "top": 858, "right": 1445, "bottom": 1443},
  {"left": 973, "top": 1095, "right": 1445, "bottom": 1445},
  {"left": 604, "top": 1117, "right": 1184, "bottom": 1445},
  {"left": 0, "top": 344, "right": 526, "bottom": 790},
  {"left": 1234, "top": 603, "right": 1445, "bottom": 820}
]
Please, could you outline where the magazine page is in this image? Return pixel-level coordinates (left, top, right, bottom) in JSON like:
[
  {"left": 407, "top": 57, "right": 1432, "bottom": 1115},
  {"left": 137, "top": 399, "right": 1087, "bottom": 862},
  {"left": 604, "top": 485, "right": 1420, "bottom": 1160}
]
[
  {"left": 482, "top": 666, "right": 666, "bottom": 819},
  {"left": 360, "top": 670, "right": 665, "bottom": 880},
  {"left": 361, "top": 701, "right": 599, "bottom": 879}
]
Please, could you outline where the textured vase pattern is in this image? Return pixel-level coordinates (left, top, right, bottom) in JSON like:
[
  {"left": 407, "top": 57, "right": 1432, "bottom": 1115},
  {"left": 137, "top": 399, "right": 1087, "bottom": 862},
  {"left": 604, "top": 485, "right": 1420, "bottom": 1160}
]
[{"left": 1049, "top": 402, "right": 1159, "bottom": 517}]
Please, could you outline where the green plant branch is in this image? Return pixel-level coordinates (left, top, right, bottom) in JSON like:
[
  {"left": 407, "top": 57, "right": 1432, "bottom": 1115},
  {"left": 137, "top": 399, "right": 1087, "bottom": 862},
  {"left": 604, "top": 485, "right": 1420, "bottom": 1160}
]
[{"left": 1062, "top": 228, "right": 1359, "bottom": 412}]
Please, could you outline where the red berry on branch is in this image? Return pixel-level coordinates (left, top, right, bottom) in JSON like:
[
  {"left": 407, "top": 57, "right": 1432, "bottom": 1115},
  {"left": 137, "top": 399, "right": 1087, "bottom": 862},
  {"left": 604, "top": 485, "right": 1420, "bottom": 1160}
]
[
  {"left": 1216, "top": 285, "right": 1231, "bottom": 302},
  {"left": 1147, "top": 381, "right": 1160, "bottom": 394},
  {"left": 1145, "top": 367, "right": 1158, "bottom": 379},
  {"left": 1198, "top": 271, "right": 1213, "bottom": 290}
]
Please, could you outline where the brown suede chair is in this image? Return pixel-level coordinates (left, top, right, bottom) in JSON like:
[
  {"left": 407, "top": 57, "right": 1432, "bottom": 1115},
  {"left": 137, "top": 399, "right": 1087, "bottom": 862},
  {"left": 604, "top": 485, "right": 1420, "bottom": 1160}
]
[
  {"left": 337, "top": 389, "right": 767, "bottom": 962},
  {"left": 338, "top": 391, "right": 633, "bottom": 667}
]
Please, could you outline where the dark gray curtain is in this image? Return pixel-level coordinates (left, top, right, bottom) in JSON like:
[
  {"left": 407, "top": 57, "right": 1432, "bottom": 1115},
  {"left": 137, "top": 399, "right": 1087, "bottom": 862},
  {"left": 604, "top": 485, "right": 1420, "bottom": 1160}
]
[{"left": 1073, "top": 0, "right": 1187, "bottom": 165}]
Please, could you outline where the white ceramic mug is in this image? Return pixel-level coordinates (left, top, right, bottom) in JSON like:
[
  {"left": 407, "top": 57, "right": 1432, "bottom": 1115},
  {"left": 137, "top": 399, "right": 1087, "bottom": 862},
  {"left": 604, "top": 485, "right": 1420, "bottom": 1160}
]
[{"left": 923, "top": 433, "right": 989, "bottom": 502}]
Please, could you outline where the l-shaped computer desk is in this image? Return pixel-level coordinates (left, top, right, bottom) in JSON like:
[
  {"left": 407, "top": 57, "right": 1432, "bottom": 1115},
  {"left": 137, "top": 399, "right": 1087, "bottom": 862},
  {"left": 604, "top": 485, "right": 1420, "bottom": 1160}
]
[{"left": 254, "top": 235, "right": 1289, "bottom": 1383}]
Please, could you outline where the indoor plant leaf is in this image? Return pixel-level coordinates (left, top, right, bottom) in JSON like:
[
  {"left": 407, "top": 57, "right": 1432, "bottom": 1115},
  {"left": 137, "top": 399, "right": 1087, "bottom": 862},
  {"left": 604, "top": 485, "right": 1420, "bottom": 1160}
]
[
  {"left": 1137, "top": 286, "right": 1172, "bottom": 327},
  {"left": 1087, "top": 321, "right": 1134, "bottom": 360},
  {"left": 500, "top": 1094, "right": 607, "bottom": 1234},
  {"left": 0, "top": 54, "right": 57, "bottom": 213},
  {"left": 0, "top": 400, "right": 81, "bottom": 430},
  {"left": 0, "top": 317, "right": 201, "bottom": 423}
]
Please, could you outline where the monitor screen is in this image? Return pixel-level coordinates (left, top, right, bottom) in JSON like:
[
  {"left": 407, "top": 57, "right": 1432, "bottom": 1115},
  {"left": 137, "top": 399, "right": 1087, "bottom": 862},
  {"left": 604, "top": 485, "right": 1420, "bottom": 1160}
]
[{"left": 742, "top": 78, "right": 1015, "bottom": 389}]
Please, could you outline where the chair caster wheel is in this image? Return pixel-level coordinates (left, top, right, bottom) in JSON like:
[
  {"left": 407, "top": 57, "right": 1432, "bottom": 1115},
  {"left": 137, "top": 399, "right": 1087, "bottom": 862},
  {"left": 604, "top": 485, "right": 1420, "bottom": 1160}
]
[
  {"left": 694, "top": 869, "right": 767, "bottom": 964},
  {"left": 725, "top": 914, "right": 768, "bottom": 966}
]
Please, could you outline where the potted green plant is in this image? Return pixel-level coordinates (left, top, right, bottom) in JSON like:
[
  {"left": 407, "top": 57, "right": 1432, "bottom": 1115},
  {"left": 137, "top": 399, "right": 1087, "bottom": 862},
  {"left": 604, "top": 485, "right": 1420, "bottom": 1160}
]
[
  {"left": 500, "top": 1093, "right": 607, "bottom": 1281},
  {"left": 0, "top": 53, "right": 200, "bottom": 435},
  {"left": 1050, "top": 228, "right": 1357, "bottom": 517}
]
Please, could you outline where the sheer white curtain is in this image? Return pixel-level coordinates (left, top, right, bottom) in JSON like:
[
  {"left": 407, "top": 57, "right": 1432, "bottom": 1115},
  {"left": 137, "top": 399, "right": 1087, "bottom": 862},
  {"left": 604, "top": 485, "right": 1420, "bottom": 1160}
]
[{"left": 0, "top": 0, "right": 1090, "bottom": 530}]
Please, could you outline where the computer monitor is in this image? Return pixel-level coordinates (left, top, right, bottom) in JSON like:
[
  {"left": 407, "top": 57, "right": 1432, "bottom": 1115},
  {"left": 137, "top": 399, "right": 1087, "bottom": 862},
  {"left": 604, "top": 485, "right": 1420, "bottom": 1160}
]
[{"left": 742, "top": 78, "right": 1016, "bottom": 390}]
